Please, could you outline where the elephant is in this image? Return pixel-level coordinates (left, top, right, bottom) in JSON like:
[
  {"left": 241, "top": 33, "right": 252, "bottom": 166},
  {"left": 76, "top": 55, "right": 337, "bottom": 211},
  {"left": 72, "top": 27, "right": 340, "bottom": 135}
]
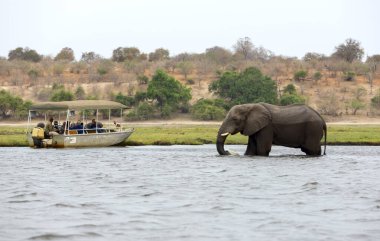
[{"left": 216, "top": 103, "right": 327, "bottom": 156}]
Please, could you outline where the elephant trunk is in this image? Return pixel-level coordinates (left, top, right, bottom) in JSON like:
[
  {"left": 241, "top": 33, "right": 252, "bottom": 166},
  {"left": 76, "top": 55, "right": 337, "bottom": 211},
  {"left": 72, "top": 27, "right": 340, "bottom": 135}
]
[{"left": 217, "top": 126, "right": 231, "bottom": 155}]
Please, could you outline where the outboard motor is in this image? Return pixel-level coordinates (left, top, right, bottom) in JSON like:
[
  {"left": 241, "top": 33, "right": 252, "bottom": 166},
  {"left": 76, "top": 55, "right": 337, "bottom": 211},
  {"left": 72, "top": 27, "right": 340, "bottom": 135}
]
[{"left": 32, "top": 122, "right": 45, "bottom": 148}]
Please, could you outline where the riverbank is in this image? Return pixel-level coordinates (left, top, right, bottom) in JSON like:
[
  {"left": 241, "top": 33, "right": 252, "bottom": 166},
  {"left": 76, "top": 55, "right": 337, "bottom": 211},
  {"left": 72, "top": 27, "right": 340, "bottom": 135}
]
[{"left": 1, "top": 124, "right": 379, "bottom": 147}]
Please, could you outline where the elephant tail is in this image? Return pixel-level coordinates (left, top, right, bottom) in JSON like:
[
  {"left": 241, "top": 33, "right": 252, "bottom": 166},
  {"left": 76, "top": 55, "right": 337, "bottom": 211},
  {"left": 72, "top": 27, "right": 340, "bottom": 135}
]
[{"left": 323, "top": 122, "right": 327, "bottom": 155}]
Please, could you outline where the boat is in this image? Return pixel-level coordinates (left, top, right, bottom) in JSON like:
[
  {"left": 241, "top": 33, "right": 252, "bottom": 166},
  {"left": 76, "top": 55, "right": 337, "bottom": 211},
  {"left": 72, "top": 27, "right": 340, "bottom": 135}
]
[{"left": 26, "top": 100, "right": 134, "bottom": 148}]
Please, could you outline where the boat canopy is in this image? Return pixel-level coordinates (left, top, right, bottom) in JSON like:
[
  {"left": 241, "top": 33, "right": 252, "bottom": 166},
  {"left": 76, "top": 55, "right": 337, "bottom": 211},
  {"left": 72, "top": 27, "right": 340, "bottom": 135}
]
[{"left": 30, "top": 100, "right": 127, "bottom": 111}]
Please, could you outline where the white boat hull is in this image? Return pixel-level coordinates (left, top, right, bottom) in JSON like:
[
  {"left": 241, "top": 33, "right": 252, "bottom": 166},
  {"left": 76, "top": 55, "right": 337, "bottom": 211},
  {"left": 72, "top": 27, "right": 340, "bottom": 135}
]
[{"left": 27, "top": 129, "right": 134, "bottom": 148}]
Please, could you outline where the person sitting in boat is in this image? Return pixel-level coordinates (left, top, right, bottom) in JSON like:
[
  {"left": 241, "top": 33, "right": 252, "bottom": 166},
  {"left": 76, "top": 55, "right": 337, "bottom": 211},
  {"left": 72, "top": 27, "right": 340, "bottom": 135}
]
[
  {"left": 71, "top": 121, "right": 84, "bottom": 134},
  {"left": 89, "top": 119, "right": 103, "bottom": 132},
  {"left": 59, "top": 121, "right": 68, "bottom": 134}
]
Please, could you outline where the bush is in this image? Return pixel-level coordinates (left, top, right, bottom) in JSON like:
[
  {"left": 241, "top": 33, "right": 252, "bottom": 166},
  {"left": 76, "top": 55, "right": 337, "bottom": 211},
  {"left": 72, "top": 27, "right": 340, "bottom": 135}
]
[
  {"left": 313, "top": 72, "right": 322, "bottom": 81},
  {"left": 209, "top": 67, "right": 277, "bottom": 105},
  {"left": 126, "top": 102, "right": 155, "bottom": 120},
  {"left": 147, "top": 69, "right": 191, "bottom": 116},
  {"left": 279, "top": 93, "right": 305, "bottom": 106},
  {"left": 191, "top": 99, "right": 227, "bottom": 120},
  {"left": 293, "top": 70, "right": 307, "bottom": 81}
]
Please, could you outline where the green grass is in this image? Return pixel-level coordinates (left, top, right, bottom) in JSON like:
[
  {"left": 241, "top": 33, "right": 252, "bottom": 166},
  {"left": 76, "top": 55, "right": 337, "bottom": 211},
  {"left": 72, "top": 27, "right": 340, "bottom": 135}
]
[
  {"left": 327, "top": 125, "right": 380, "bottom": 145},
  {"left": 0, "top": 125, "right": 379, "bottom": 147},
  {"left": 124, "top": 125, "right": 247, "bottom": 145}
]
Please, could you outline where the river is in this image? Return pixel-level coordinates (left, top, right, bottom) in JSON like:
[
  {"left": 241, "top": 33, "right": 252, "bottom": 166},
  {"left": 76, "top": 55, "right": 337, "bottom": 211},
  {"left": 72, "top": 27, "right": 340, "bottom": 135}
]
[{"left": 0, "top": 145, "right": 380, "bottom": 241}]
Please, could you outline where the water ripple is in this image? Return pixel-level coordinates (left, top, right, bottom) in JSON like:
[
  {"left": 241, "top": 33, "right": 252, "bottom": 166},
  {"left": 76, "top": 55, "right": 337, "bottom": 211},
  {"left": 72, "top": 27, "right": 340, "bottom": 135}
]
[{"left": 0, "top": 145, "right": 380, "bottom": 241}]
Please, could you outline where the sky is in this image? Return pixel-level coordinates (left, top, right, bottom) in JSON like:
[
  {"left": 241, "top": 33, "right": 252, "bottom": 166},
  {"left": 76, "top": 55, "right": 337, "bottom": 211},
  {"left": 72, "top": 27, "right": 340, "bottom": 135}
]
[{"left": 0, "top": 0, "right": 379, "bottom": 60}]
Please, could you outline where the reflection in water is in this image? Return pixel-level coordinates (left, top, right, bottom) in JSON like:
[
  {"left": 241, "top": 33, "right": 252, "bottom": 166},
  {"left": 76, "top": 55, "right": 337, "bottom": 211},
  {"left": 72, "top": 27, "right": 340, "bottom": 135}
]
[{"left": 1, "top": 145, "right": 380, "bottom": 241}]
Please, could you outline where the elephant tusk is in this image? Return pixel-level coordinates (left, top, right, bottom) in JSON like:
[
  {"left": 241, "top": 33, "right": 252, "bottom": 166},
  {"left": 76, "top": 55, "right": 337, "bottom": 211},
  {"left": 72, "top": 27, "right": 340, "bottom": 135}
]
[{"left": 221, "top": 132, "right": 230, "bottom": 137}]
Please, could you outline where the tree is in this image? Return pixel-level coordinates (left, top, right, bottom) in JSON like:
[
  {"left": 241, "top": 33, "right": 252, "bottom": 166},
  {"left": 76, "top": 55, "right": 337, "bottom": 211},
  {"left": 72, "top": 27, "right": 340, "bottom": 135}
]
[
  {"left": 111, "top": 47, "right": 143, "bottom": 62},
  {"left": 74, "top": 86, "right": 86, "bottom": 100},
  {"left": 0, "top": 90, "right": 32, "bottom": 119},
  {"left": 191, "top": 99, "right": 226, "bottom": 120},
  {"left": 50, "top": 90, "right": 74, "bottom": 101},
  {"left": 279, "top": 84, "right": 305, "bottom": 106},
  {"left": 177, "top": 61, "right": 193, "bottom": 81},
  {"left": 332, "top": 38, "right": 364, "bottom": 63},
  {"left": 50, "top": 84, "right": 74, "bottom": 101},
  {"left": 303, "top": 52, "right": 326, "bottom": 62},
  {"left": 294, "top": 70, "right": 307, "bottom": 81},
  {"left": 54, "top": 47, "right": 75, "bottom": 61},
  {"left": 349, "top": 86, "right": 367, "bottom": 115},
  {"left": 147, "top": 70, "right": 191, "bottom": 117},
  {"left": 8, "top": 47, "right": 42, "bottom": 62},
  {"left": 209, "top": 67, "right": 278, "bottom": 105},
  {"left": 205, "top": 46, "right": 233, "bottom": 67},
  {"left": 81, "top": 52, "right": 101, "bottom": 63},
  {"left": 114, "top": 92, "right": 136, "bottom": 107},
  {"left": 148, "top": 48, "right": 170, "bottom": 61},
  {"left": 233, "top": 37, "right": 254, "bottom": 60}
]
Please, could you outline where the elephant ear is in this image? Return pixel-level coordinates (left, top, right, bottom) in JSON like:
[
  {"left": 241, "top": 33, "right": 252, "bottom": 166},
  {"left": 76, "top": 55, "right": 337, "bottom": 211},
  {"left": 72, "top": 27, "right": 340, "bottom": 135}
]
[{"left": 243, "top": 104, "right": 271, "bottom": 136}]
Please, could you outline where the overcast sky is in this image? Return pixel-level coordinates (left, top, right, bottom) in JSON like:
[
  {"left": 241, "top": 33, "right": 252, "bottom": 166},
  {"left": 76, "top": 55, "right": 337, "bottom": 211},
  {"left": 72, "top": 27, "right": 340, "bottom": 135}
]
[{"left": 0, "top": 0, "right": 379, "bottom": 60}]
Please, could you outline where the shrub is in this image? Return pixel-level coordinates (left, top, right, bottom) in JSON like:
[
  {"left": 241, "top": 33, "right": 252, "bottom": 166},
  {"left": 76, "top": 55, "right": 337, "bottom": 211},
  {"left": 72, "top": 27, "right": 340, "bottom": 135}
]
[
  {"left": 313, "top": 71, "right": 322, "bottom": 81},
  {"left": 191, "top": 99, "right": 227, "bottom": 120},
  {"left": 209, "top": 67, "right": 277, "bottom": 105},
  {"left": 126, "top": 102, "right": 155, "bottom": 120},
  {"left": 293, "top": 70, "right": 307, "bottom": 81},
  {"left": 279, "top": 93, "right": 305, "bottom": 106}
]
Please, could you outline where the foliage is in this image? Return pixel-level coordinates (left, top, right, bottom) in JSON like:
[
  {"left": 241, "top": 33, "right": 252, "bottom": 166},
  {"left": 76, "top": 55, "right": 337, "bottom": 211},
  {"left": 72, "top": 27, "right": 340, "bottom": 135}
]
[
  {"left": 371, "top": 90, "right": 380, "bottom": 109},
  {"left": 233, "top": 37, "right": 254, "bottom": 60},
  {"left": 147, "top": 69, "right": 192, "bottom": 117},
  {"left": 8, "top": 47, "right": 42, "bottom": 62},
  {"left": 28, "top": 69, "right": 40, "bottom": 80},
  {"left": 366, "top": 55, "right": 380, "bottom": 63},
  {"left": 279, "top": 84, "right": 305, "bottom": 105},
  {"left": 114, "top": 92, "right": 136, "bottom": 107},
  {"left": 112, "top": 47, "right": 143, "bottom": 62},
  {"left": 50, "top": 84, "right": 74, "bottom": 101},
  {"left": 313, "top": 71, "right": 322, "bottom": 81},
  {"left": 134, "top": 91, "right": 148, "bottom": 103},
  {"left": 303, "top": 52, "right": 326, "bottom": 62},
  {"left": 137, "top": 75, "right": 149, "bottom": 85},
  {"left": 205, "top": 46, "right": 232, "bottom": 66},
  {"left": 318, "top": 90, "right": 340, "bottom": 116},
  {"left": 148, "top": 48, "right": 170, "bottom": 61},
  {"left": 74, "top": 86, "right": 86, "bottom": 100},
  {"left": 0, "top": 89, "right": 32, "bottom": 119},
  {"left": 348, "top": 86, "right": 367, "bottom": 115},
  {"left": 191, "top": 99, "right": 226, "bottom": 120},
  {"left": 81, "top": 52, "right": 102, "bottom": 63},
  {"left": 97, "top": 60, "right": 113, "bottom": 76},
  {"left": 54, "top": 47, "right": 75, "bottom": 61},
  {"left": 177, "top": 61, "right": 193, "bottom": 80},
  {"left": 279, "top": 93, "right": 305, "bottom": 106},
  {"left": 283, "top": 84, "right": 296, "bottom": 95},
  {"left": 293, "top": 70, "right": 307, "bottom": 81},
  {"left": 209, "top": 67, "right": 277, "bottom": 105},
  {"left": 126, "top": 102, "right": 155, "bottom": 120},
  {"left": 332, "top": 38, "right": 364, "bottom": 63}
]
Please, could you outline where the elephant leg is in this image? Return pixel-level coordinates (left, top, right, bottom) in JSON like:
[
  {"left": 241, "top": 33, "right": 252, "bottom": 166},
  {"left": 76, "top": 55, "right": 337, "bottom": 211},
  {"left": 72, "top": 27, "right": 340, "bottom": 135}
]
[
  {"left": 301, "top": 125, "right": 323, "bottom": 156},
  {"left": 301, "top": 138, "right": 322, "bottom": 156},
  {"left": 245, "top": 135, "right": 257, "bottom": 155},
  {"left": 255, "top": 126, "right": 273, "bottom": 156}
]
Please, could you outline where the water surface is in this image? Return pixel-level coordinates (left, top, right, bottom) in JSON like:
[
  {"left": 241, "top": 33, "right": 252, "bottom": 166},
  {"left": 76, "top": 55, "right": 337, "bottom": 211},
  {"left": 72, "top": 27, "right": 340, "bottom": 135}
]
[{"left": 1, "top": 145, "right": 380, "bottom": 241}]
